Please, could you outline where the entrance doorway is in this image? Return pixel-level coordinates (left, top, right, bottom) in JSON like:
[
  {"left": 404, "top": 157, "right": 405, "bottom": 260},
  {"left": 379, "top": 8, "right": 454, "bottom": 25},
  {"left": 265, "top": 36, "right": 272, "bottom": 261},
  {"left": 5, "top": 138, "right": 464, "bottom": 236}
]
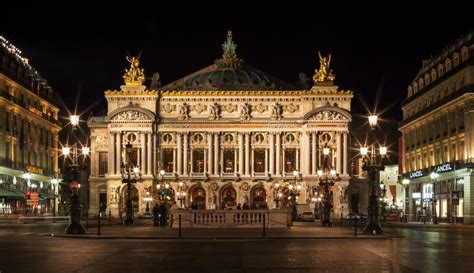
[
  {"left": 190, "top": 186, "right": 206, "bottom": 210},
  {"left": 250, "top": 186, "right": 267, "bottom": 209},
  {"left": 220, "top": 185, "right": 236, "bottom": 209}
]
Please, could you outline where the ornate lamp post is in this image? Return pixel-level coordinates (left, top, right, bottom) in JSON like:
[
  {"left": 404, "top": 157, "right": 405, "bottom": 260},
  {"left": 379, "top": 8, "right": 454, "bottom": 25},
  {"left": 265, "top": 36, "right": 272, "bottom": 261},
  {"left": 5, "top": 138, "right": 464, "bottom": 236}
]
[
  {"left": 50, "top": 177, "right": 61, "bottom": 217},
  {"left": 120, "top": 142, "right": 141, "bottom": 225},
  {"left": 360, "top": 113, "right": 387, "bottom": 235},
  {"left": 272, "top": 182, "right": 282, "bottom": 209},
  {"left": 156, "top": 170, "right": 170, "bottom": 201},
  {"left": 430, "top": 172, "right": 439, "bottom": 224},
  {"left": 63, "top": 114, "right": 89, "bottom": 234},
  {"left": 380, "top": 181, "right": 387, "bottom": 222},
  {"left": 317, "top": 144, "right": 337, "bottom": 227}
]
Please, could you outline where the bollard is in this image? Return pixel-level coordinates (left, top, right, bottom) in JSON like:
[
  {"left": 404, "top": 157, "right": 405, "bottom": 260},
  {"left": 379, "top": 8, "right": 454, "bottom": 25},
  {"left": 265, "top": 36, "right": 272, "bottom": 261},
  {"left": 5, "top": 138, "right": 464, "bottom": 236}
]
[
  {"left": 98, "top": 212, "right": 101, "bottom": 236},
  {"left": 263, "top": 213, "right": 266, "bottom": 237},
  {"left": 85, "top": 212, "right": 88, "bottom": 229},
  {"left": 179, "top": 214, "right": 182, "bottom": 237},
  {"left": 354, "top": 216, "right": 358, "bottom": 236}
]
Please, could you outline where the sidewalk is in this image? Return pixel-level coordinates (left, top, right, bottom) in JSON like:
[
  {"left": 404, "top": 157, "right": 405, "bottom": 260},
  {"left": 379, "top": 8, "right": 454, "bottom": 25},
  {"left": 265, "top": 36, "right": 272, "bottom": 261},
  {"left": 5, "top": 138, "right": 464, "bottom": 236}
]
[
  {"left": 382, "top": 221, "right": 474, "bottom": 229},
  {"left": 47, "top": 222, "right": 396, "bottom": 240}
]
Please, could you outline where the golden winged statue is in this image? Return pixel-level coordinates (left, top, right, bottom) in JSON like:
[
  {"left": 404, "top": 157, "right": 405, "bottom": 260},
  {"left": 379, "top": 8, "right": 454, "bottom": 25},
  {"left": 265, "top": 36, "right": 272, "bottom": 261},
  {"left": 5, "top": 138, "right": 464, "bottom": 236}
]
[
  {"left": 313, "top": 51, "right": 335, "bottom": 84},
  {"left": 123, "top": 56, "right": 145, "bottom": 86}
]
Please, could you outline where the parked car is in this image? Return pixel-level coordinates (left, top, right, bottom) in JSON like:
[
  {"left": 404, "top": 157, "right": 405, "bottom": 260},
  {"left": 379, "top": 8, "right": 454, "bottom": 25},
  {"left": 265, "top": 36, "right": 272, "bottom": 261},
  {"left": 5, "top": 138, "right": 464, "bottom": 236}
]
[
  {"left": 346, "top": 213, "right": 368, "bottom": 221},
  {"left": 299, "top": 211, "right": 315, "bottom": 222}
]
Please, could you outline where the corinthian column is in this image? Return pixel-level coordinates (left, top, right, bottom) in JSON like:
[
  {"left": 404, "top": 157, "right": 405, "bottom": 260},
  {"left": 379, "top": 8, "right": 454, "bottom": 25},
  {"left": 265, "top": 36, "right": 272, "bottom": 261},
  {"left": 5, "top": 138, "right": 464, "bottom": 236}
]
[
  {"left": 115, "top": 132, "right": 121, "bottom": 174},
  {"left": 208, "top": 133, "right": 213, "bottom": 175},
  {"left": 343, "top": 132, "right": 348, "bottom": 175},
  {"left": 147, "top": 132, "right": 152, "bottom": 175},
  {"left": 183, "top": 133, "right": 188, "bottom": 176},
  {"left": 245, "top": 133, "right": 250, "bottom": 176},
  {"left": 312, "top": 132, "right": 317, "bottom": 175},
  {"left": 109, "top": 132, "right": 115, "bottom": 175},
  {"left": 239, "top": 133, "right": 244, "bottom": 175},
  {"left": 269, "top": 133, "right": 274, "bottom": 175},
  {"left": 177, "top": 133, "right": 182, "bottom": 175},
  {"left": 276, "top": 133, "right": 281, "bottom": 175},
  {"left": 214, "top": 133, "right": 219, "bottom": 175},
  {"left": 336, "top": 132, "right": 342, "bottom": 174},
  {"left": 141, "top": 132, "right": 146, "bottom": 174}
]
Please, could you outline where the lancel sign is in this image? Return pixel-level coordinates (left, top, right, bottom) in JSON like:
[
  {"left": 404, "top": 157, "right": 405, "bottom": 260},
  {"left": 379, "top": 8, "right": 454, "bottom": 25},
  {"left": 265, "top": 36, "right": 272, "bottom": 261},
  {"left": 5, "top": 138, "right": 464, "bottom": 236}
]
[
  {"left": 409, "top": 170, "right": 424, "bottom": 179},
  {"left": 433, "top": 163, "right": 453, "bottom": 173}
]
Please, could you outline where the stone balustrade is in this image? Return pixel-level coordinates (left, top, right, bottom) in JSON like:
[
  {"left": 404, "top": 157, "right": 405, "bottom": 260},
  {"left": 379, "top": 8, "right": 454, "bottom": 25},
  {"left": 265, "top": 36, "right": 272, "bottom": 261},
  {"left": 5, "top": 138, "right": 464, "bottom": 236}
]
[{"left": 170, "top": 209, "right": 291, "bottom": 228}]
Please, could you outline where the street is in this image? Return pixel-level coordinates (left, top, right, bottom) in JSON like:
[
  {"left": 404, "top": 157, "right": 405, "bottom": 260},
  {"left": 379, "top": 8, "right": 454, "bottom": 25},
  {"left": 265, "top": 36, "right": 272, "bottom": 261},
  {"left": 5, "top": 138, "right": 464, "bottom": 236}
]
[{"left": 0, "top": 224, "right": 473, "bottom": 272}]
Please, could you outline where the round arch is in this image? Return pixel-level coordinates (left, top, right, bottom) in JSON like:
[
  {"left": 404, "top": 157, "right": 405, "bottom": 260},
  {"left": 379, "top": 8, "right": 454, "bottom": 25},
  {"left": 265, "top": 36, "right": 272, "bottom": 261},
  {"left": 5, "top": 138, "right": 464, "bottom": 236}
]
[
  {"left": 220, "top": 185, "right": 237, "bottom": 209},
  {"left": 250, "top": 185, "right": 267, "bottom": 209},
  {"left": 303, "top": 104, "right": 352, "bottom": 121},
  {"left": 189, "top": 185, "right": 206, "bottom": 210}
]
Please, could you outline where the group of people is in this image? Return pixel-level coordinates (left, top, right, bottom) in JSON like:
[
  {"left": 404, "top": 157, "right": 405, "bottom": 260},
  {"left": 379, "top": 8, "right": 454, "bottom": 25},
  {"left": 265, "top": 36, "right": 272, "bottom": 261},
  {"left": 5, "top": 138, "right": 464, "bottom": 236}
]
[{"left": 152, "top": 201, "right": 179, "bottom": 227}]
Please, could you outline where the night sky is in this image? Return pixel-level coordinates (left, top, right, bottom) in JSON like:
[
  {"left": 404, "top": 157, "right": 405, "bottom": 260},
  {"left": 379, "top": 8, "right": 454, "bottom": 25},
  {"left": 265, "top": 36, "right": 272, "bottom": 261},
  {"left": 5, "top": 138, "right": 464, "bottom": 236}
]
[{"left": 3, "top": 3, "right": 473, "bottom": 154}]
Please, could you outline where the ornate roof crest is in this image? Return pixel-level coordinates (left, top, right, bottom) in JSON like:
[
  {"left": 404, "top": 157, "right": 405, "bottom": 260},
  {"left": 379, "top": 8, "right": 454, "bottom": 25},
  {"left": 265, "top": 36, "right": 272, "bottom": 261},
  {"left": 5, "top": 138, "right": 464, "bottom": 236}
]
[
  {"left": 313, "top": 51, "right": 335, "bottom": 85},
  {"left": 123, "top": 55, "right": 145, "bottom": 86},
  {"left": 215, "top": 31, "right": 244, "bottom": 68}
]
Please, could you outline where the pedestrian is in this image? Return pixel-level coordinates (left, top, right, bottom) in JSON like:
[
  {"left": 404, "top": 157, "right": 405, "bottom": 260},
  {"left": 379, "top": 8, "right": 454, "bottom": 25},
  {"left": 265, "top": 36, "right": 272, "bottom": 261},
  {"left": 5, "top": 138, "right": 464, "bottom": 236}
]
[
  {"left": 152, "top": 204, "right": 159, "bottom": 227},
  {"left": 237, "top": 203, "right": 242, "bottom": 210},
  {"left": 243, "top": 203, "right": 249, "bottom": 210},
  {"left": 158, "top": 203, "right": 167, "bottom": 227}
]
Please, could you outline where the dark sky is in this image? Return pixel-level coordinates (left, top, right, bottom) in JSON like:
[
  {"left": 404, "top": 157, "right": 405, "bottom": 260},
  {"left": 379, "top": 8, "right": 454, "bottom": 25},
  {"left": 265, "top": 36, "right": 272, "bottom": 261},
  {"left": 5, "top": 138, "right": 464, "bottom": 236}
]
[{"left": 3, "top": 2, "right": 473, "bottom": 152}]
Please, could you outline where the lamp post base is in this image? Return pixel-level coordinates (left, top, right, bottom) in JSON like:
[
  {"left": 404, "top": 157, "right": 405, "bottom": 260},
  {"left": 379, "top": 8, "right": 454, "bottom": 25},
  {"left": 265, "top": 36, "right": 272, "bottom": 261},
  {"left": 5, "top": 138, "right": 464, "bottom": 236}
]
[
  {"left": 65, "top": 193, "right": 85, "bottom": 235},
  {"left": 363, "top": 222, "right": 384, "bottom": 235}
]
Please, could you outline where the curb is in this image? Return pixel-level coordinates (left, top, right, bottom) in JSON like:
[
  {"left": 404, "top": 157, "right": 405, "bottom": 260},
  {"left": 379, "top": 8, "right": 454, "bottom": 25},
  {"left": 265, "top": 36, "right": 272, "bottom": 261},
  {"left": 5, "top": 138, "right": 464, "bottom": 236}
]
[{"left": 45, "top": 234, "right": 398, "bottom": 240}]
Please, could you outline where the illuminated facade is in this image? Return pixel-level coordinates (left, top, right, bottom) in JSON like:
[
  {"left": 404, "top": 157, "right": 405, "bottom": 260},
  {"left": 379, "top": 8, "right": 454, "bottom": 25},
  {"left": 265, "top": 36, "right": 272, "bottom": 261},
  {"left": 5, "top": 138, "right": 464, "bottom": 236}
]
[
  {"left": 88, "top": 32, "right": 353, "bottom": 218},
  {"left": 0, "top": 36, "right": 61, "bottom": 215},
  {"left": 399, "top": 32, "right": 474, "bottom": 224}
]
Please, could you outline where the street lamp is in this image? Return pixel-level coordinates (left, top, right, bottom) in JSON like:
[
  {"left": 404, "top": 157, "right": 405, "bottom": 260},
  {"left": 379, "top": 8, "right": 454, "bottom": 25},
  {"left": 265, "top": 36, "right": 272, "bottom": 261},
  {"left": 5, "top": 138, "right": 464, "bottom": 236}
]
[
  {"left": 317, "top": 168, "right": 337, "bottom": 227},
  {"left": 402, "top": 178, "right": 410, "bottom": 222},
  {"left": 120, "top": 142, "right": 141, "bottom": 225},
  {"left": 273, "top": 182, "right": 281, "bottom": 208},
  {"left": 430, "top": 172, "right": 439, "bottom": 224},
  {"left": 50, "top": 177, "right": 61, "bottom": 217},
  {"left": 360, "top": 113, "right": 386, "bottom": 235},
  {"left": 380, "top": 181, "right": 387, "bottom": 222},
  {"left": 62, "top": 114, "right": 89, "bottom": 235},
  {"left": 156, "top": 170, "right": 170, "bottom": 201}
]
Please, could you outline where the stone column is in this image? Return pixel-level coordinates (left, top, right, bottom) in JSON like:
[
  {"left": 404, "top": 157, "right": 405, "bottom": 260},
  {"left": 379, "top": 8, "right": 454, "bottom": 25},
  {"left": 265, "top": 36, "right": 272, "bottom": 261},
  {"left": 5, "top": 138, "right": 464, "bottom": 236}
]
[
  {"left": 173, "top": 148, "right": 177, "bottom": 174},
  {"left": 115, "top": 132, "right": 121, "bottom": 174},
  {"left": 302, "top": 132, "right": 310, "bottom": 175},
  {"left": 214, "top": 133, "right": 219, "bottom": 175},
  {"left": 251, "top": 147, "right": 254, "bottom": 174},
  {"left": 239, "top": 133, "right": 244, "bottom": 175},
  {"left": 296, "top": 149, "right": 299, "bottom": 172},
  {"left": 312, "top": 132, "right": 317, "bottom": 175},
  {"left": 203, "top": 149, "right": 207, "bottom": 174},
  {"left": 208, "top": 133, "right": 213, "bottom": 175},
  {"left": 152, "top": 132, "right": 157, "bottom": 176},
  {"left": 141, "top": 132, "right": 146, "bottom": 174},
  {"left": 245, "top": 133, "right": 250, "bottom": 176},
  {"left": 234, "top": 148, "right": 238, "bottom": 174},
  {"left": 265, "top": 148, "right": 269, "bottom": 174},
  {"left": 177, "top": 133, "right": 182, "bottom": 175},
  {"left": 343, "top": 132, "right": 348, "bottom": 175},
  {"left": 147, "top": 132, "right": 152, "bottom": 175},
  {"left": 109, "top": 132, "right": 115, "bottom": 175},
  {"left": 336, "top": 132, "right": 342, "bottom": 174},
  {"left": 276, "top": 133, "right": 281, "bottom": 175},
  {"left": 183, "top": 133, "right": 188, "bottom": 175},
  {"left": 269, "top": 133, "right": 274, "bottom": 175}
]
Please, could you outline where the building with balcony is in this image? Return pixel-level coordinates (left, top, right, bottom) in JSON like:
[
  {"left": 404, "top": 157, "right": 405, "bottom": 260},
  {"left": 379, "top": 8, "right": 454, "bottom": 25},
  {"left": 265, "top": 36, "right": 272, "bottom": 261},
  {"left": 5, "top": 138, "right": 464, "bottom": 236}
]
[
  {"left": 399, "top": 32, "right": 474, "bottom": 224},
  {"left": 0, "top": 36, "right": 61, "bottom": 216},
  {"left": 88, "top": 32, "right": 353, "bottom": 218}
]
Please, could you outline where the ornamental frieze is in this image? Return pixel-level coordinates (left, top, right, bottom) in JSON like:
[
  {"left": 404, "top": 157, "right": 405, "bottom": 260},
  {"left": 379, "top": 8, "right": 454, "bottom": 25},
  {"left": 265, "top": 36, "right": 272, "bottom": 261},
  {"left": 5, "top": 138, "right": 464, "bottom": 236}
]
[
  {"left": 224, "top": 103, "right": 238, "bottom": 113},
  {"left": 253, "top": 103, "right": 268, "bottom": 113},
  {"left": 95, "top": 135, "right": 108, "bottom": 150},
  {"left": 310, "top": 111, "right": 348, "bottom": 121},
  {"left": 160, "top": 103, "right": 176, "bottom": 113},
  {"left": 112, "top": 111, "right": 150, "bottom": 121},
  {"left": 284, "top": 104, "right": 299, "bottom": 113},
  {"left": 192, "top": 103, "right": 207, "bottom": 113}
]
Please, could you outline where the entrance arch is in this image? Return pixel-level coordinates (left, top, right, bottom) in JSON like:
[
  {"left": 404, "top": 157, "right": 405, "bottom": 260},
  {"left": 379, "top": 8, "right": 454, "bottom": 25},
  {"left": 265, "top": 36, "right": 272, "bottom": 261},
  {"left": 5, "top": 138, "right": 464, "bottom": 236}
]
[
  {"left": 121, "top": 185, "right": 139, "bottom": 212},
  {"left": 189, "top": 185, "right": 206, "bottom": 210},
  {"left": 220, "top": 185, "right": 237, "bottom": 209},
  {"left": 250, "top": 185, "right": 267, "bottom": 209}
]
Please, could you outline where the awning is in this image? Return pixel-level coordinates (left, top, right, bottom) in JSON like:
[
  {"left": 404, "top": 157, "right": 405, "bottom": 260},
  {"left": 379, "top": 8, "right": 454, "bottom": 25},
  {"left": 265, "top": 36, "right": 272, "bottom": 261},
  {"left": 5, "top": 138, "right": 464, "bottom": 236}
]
[
  {"left": 39, "top": 193, "right": 54, "bottom": 199},
  {"left": 0, "top": 188, "right": 25, "bottom": 199}
]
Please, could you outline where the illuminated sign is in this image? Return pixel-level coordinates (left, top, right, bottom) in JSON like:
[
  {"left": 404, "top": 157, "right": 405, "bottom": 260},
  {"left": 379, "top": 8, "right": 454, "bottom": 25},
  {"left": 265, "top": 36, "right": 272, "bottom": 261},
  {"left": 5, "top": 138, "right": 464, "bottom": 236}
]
[
  {"left": 412, "top": 192, "right": 421, "bottom": 199},
  {"left": 433, "top": 163, "right": 453, "bottom": 173},
  {"left": 409, "top": 170, "right": 424, "bottom": 179}
]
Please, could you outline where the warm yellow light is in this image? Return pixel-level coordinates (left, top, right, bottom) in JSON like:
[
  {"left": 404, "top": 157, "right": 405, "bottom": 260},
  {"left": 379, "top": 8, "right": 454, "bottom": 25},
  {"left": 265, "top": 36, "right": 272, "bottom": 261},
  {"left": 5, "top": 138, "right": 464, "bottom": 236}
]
[
  {"left": 368, "top": 114, "right": 378, "bottom": 127},
  {"left": 82, "top": 147, "right": 90, "bottom": 156},
  {"left": 274, "top": 182, "right": 280, "bottom": 189},
  {"left": 330, "top": 169, "right": 336, "bottom": 176},
  {"left": 62, "top": 147, "right": 71, "bottom": 156},
  {"left": 70, "top": 115, "right": 80, "bottom": 126},
  {"left": 402, "top": 178, "right": 410, "bottom": 186},
  {"left": 317, "top": 170, "right": 323, "bottom": 176},
  {"left": 296, "top": 184, "right": 302, "bottom": 190},
  {"left": 430, "top": 173, "right": 439, "bottom": 180},
  {"left": 289, "top": 184, "right": 294, "bottom": 190},
  {"left": 323, "top": 147, "right": 330, "bottom": 156},
  {"left": 360, "top": 147, "right": 368, "bottom": 156},
  {"left": 133, "top": 167, "right": 140, "bottom": 174},
  {"left": 293, "top": 170, "right": 299, "bottom": 177},
  {"left": 379, "top": 146, "right": 387, "bottom": 156},
  {"left": 160, "top": 170, "right": 165, "bottom": 176}
]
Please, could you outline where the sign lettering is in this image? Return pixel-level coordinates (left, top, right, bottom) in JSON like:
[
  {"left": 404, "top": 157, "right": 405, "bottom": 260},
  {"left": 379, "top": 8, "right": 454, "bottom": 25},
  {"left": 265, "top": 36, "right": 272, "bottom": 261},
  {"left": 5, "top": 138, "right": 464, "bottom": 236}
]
[
  {"left": 434, "top": 163, "right": 453, "bottom": 173},
  {"left": 409, "top": 170, "right": 424, "bottom": 179}
]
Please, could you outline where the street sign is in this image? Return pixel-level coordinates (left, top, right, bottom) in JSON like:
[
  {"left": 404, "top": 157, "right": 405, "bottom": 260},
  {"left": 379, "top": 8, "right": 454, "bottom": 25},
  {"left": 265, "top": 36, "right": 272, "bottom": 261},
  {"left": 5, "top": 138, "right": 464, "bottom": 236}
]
[{"left": 452, "top": 191, "right": 460, "bottom": 205}]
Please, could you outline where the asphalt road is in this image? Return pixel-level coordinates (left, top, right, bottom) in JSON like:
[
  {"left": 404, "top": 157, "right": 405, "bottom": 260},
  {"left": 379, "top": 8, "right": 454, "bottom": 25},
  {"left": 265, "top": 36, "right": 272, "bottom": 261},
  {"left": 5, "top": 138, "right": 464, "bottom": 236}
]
[{"left": 0, "top": 225, "right": 472, "bottom": 273}]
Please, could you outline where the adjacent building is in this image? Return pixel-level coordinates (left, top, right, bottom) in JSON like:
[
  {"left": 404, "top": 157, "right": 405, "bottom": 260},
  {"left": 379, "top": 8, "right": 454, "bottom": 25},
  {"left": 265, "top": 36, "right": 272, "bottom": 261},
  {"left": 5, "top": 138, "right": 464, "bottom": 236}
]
[
  {"left": 88, "top": 32, "right": 354, "bottom": 218},
  {"left": 0, "top": 36, "right": 61, "bottom": 216},
  {"left": 399, "top": 32, "right": 474, "bottom": 224}
]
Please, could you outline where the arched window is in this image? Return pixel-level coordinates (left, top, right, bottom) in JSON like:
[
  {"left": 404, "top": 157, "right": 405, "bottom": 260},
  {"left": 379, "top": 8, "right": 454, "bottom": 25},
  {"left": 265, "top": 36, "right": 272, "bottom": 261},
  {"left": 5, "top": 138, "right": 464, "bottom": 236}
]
[
  {"left": 438, "top": 64, "right": 444, "bottom": 76},
  {"left": 425, "top": 74, "right": 430, "bottom": 85},
  {"left": 431, "top": 69, "right": 437, "bottom": 81},
  {"left": 419, "top": 78, "right": 424, "bottom": 89},
  {"left": 408, "top": 86, "right": 413, "bottom": 97},
  {"left": 445, "top": 58, "right": 452, "bottom": 71},
  {"left": 453, "top": 53, "right": 460, "bottom": 66}
]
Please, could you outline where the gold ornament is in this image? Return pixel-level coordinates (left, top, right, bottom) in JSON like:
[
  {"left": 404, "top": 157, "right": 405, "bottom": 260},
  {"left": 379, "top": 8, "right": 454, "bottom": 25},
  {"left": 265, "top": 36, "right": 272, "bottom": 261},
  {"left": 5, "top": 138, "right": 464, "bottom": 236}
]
[
  {"left": 313, "top": 51, "right": 335, "bottom": 84},
  {"left": 123, "top": 56, "right": 145, "bottom": 86}
]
